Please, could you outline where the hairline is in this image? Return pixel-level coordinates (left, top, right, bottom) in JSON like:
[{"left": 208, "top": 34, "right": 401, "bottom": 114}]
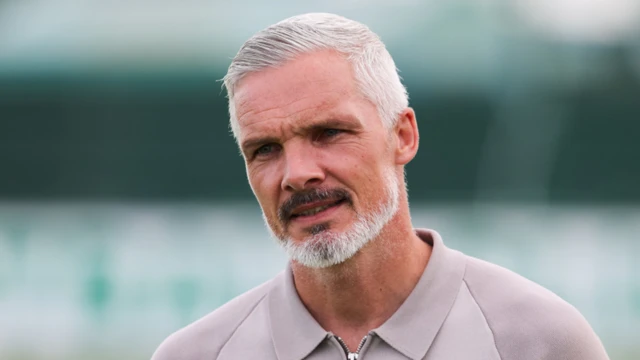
[
  {"left": 222, "top": 13, "right": 409, "bottom": 142},
  {"left": 229, "top": 50, "right": 394, "bottom": 140}
]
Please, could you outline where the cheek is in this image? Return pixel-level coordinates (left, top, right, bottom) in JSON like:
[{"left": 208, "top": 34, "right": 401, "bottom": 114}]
[
  {"left": 326, "top": 153, "right": 377, "bottom": 188},
  {"left": 324, "top": 146, "right": 390, "bottom": 202},
  {"left": 247, "top": 164, "right": 282, "bottom": 210}
]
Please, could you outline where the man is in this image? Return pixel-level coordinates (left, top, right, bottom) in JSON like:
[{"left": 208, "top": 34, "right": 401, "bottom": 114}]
[{"left": 152, "top": 13, "right": 609, "bottom": 360}]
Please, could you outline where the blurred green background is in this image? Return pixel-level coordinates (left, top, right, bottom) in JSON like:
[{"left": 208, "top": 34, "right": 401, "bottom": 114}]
[{"left": 0, "top": 0, "right": 639, "bottom": 359}]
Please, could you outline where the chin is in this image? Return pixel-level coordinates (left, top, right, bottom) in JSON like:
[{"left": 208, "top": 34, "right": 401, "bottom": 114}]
[
  {"left": 265, "top": 167, "right": 402, "bottom": 268},
  {"left": 281, "top": 206, "right": 396, "bottom": 268},
  {"left": 285, "top": 228, "right": 362, "bottom": 268}
]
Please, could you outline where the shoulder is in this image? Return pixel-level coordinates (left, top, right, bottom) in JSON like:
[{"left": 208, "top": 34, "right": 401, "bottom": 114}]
[
  {"left": 462, "top": 255, "right": 609, "bottom": 360},
  {"left": 150, "top": 274, "right": 280, "bottom": 360}
]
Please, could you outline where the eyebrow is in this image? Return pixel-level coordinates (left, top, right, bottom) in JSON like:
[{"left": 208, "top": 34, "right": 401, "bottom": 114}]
[{"left": 240, "top": 116, "right": 362, "bottom": 153}]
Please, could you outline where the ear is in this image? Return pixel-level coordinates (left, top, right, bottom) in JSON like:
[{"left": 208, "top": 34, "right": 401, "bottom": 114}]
[{"left": 394, "top": 108, "right": 419, "bottom": 165}]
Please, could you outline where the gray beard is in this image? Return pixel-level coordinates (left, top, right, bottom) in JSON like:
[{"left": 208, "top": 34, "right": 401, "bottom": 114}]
[{"left": 263, "top": 168, "right": 400, "bottom": 268}]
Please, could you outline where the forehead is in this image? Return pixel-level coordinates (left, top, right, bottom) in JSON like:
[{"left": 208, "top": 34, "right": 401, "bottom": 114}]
[{"left": 233, "top": 51, "right": 365, "bottom": 138}]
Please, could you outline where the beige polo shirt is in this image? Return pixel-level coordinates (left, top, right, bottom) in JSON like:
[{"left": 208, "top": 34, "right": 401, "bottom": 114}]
[{"left": 151, "top": 229, "right": 609, "bottom": 360}]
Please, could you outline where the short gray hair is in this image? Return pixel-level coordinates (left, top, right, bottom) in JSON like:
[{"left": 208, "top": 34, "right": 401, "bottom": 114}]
[{"left": 223, "top": 13, "right": 409, "bottom": 139}]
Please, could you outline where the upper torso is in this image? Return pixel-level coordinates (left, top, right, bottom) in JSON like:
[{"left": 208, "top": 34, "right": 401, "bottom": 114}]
[{"left": 151, "top": 229, "right": 609, "bottom": 360}]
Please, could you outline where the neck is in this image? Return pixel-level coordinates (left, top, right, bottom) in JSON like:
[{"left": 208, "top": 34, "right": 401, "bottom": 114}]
[{"left": 291, "top": 198, "right": 432, "bottom": 351}]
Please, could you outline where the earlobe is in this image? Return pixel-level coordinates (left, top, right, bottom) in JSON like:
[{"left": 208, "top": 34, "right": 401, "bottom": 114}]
[{"left": 394, "top": 108, "right": 419, "bottom": 165}]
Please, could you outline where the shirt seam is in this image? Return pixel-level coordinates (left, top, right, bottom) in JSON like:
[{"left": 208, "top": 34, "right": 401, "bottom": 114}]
[
  {"left": 215, "top": 291, "right": 271, "bottom": 360},
  {"left": 462, "top": 278, "right": 503, "bottom": 360}
]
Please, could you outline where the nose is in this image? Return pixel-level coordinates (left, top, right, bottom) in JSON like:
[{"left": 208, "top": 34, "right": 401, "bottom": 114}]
[{"left": 281, "top": 143, "right": 325, "bottom": 192}]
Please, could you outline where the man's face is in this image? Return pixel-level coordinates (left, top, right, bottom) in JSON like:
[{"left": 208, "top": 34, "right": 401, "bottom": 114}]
[{"left": 233, "top": 50, "right": 400, "bottom": 267}]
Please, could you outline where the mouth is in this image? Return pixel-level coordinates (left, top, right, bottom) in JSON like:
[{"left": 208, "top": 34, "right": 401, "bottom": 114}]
[
  {"left": 278, "top": 188, "right": 352, "bottom": 227},
  {"left": 289, "top": 198, "right": 347, "bottom": 221}
]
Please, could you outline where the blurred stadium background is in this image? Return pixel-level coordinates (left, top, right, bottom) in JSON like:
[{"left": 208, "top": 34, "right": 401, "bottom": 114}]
[{"left": 1, "top": 0, "right": 639, "bottom": 359}]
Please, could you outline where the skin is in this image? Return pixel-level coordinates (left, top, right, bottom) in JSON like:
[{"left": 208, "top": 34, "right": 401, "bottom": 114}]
[{"left": 233, "top": 50, "right": 432, "bottom": 351}]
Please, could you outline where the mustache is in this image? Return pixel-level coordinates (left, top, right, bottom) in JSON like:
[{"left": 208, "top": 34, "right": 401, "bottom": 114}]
[{"left": 278, "top": 188, "right": 351, "bottom": 223}]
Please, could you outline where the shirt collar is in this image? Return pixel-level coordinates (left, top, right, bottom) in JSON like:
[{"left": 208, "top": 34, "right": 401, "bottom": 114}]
[
  {"left": 267, "top": 229, "right": 466, "bottom": 360},
  {"left": 374, "top": 229, "right": 467, "bottom": 360},
  {"left": 268, "top": 264, "right": 328, "bottom": 360}
]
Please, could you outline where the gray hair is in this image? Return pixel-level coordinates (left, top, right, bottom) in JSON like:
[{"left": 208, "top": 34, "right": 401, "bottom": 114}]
[{"left": 222, "top": 13, "right": 409, "bottom": 139}]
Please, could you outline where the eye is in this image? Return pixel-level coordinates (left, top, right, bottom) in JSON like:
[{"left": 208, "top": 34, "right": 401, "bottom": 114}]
[
  {"left": 254, "top": 144, "right": 279, "bottom": 158},
  {"left": 323, "top": 128, "right": 341, "bottom": 137},
  {"left": 316, "top": 128, "right": 343, "bottom": 141}
]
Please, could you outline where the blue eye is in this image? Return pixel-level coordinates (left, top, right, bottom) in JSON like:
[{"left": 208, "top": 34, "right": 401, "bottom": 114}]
[
  {"left": 255, "top": 144, "right": 275, "bottom": 156},
  {"left": 323, "top": 129, "right": 341, "bottom": 137},
  {"left": 314, "top": 128, "right": 344, "bottom": 143}
]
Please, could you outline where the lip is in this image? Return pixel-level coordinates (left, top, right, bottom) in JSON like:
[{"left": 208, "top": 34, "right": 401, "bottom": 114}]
[
  {"left": 289, "top": 200, "right": 345, "bottom": 227},
  {"left": 290, "top": 199, "right": 341, "bottom": 215}
]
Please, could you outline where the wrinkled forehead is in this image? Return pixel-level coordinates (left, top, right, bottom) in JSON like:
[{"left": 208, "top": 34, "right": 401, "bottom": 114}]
[
  {"left": 232, "top": 51, "right": 362, "bottom": 137},
  {"left": 234, "top": 86, "right": 351, "bottom": 128}
]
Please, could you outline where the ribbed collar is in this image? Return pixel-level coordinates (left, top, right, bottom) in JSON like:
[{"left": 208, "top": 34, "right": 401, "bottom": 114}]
[{"left": 268, "top": 229, "right": 466, "bottom": 360}]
